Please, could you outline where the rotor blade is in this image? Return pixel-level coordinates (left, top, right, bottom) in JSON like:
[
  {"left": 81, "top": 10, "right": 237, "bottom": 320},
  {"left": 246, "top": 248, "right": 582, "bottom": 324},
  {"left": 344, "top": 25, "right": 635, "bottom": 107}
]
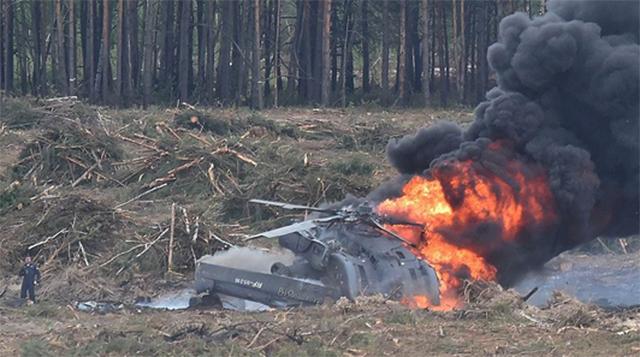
[
  {"left": 369, "top": 218, "right": 418, "bottom": 248},
  {"left": 244, "top": 215, "right": 342, "bottom": 241},
  {"left": 249, "top": 199, "right": 336, "bottom": 214},
  {"left": 378, "top": 214, "right": 424, "bottom": 228}
]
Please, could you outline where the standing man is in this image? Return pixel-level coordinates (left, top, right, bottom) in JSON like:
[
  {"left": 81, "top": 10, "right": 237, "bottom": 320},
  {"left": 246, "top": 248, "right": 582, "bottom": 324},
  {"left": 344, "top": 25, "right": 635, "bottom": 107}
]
[{"left": 19, "top": 256, "right": 41, "bottom": 304}]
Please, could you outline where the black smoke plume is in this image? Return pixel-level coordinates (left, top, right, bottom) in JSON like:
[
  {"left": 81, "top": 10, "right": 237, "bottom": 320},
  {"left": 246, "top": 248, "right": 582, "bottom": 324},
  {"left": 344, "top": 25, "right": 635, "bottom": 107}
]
[{"left": 373, "top": 0, "right": 639, "bottom": 284}]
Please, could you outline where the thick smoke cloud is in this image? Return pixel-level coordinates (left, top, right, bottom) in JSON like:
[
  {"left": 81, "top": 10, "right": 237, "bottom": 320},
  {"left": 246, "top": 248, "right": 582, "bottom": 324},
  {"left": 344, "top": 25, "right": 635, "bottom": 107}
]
[
  {"left": 381, "top": 0, "right": 639, "bottom": 282},
  {"left": 386, "top": 122, "right": 463, "bottom": 174}
]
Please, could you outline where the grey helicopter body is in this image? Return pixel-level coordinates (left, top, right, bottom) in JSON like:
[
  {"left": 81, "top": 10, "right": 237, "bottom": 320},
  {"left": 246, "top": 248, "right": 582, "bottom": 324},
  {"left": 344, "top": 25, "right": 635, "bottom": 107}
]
[{"left": 194, "top": 199, "right": 441, "bottom": 308}]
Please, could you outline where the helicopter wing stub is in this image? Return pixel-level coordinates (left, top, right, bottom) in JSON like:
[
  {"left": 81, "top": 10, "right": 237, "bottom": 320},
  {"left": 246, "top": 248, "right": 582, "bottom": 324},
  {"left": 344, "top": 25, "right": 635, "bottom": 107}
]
[
  {"left": 249, "top": 199, "right": 336, "bottom": 214},
  {"left": 244, "top": 215, "right": 342, "bottom": 241}
]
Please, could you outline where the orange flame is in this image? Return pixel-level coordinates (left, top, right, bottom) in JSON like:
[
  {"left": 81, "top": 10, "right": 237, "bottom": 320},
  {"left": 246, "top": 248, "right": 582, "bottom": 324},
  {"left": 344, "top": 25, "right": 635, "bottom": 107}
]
[{"left": 378, "top": 150, "right": 556, "bottom": 310}]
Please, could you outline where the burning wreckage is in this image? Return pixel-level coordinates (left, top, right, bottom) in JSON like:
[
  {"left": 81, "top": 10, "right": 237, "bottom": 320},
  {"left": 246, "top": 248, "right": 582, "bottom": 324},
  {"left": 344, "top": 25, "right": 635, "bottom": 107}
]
[
  {"left": 195, "top": 199, "right": 441, "bottom": 308},
  {"left": 195, "top": 0, "right": 639, "bottom": 311}
]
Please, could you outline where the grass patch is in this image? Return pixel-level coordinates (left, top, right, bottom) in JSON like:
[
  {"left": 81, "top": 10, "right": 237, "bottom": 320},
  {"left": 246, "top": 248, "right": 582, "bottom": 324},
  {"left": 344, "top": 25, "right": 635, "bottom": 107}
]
[
  {"left": 23, "top": 302, "right": 73, "bottom": 319},
  {"left": 20, "top": 338, "right": 55, "bottom": 357},
  {"left": 384, "top": 310, "right": 418, "bottom": 325}
]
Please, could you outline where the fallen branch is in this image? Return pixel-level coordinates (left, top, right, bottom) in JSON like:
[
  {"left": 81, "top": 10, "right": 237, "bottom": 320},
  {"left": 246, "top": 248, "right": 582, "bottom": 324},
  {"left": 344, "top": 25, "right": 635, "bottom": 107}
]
[
  {"left": 192, "top": 216, "right": 199, "bottom": 243},
  {"left": 100, "top": 243, "right": 146, "bottom": 267},
  {"left": 78, "top": 241, "right": 89, "bottom": 266},
  {"left": 118, "top": 134, "right": 167, "bottom": 154},
  {"left": 71, "top": 162, "right": 99, "bottom": 187},
  {"left": 210, "top": 231, "right": 235, "bottom": 247},
  {"left": 212, "top": 147, "right": 257, "bottom": 166},
  {"left": 146, "top": 157, "right": 203, "bottom": 189},
  {"left": 182, "top": 207, "right": 190, "bottom": 234},
  {"left": 157, "top": 122, "right": 182, "bottom": 141},
  {"left": 136, "top": 228, "right": 170, "bottom": 259},
  {"left": 168, "top": 203, "right": 176, "bottom": 272},
  {"left": 116, "top": 228, "right": 170, "bottom": 276},
  {"left": 114, "top": 183, "right": 168, "bottom": 209},
  {"left": 207, "top": 163, "right": 226, "bottom": 195},
  {"left": 29, "top": 228, "right": 69, "bottom": 250}
]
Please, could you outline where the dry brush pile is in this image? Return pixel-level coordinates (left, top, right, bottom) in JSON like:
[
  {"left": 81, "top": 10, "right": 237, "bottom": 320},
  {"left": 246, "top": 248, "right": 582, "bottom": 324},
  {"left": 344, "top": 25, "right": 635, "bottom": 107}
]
[{"left": 1, "top": 99, "right": 392, "bottom": 301}]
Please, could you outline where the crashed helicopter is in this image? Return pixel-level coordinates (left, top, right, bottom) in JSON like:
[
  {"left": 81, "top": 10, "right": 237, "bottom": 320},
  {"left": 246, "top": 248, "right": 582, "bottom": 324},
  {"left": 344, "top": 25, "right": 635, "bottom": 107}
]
[{"left": 194, "top": 199, "right": 441, "bottom": 308}]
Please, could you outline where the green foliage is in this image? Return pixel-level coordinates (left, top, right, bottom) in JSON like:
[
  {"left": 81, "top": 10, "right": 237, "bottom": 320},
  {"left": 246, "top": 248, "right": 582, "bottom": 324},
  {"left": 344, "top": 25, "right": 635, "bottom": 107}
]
[
  {"left": 384, "top": 310, "right": 418, "bottom": 325},
  {"left": 20, "top": 338, "right": 55, "bottom": 357},
  {"left": 174, "top": 110, "right": 234, "bottom": 136},
  {"left": 0, "top": 181, "right": 36, "bottom": 214},
  {"left": 245, "top": 112, "right": 300, "bottom": 139},
  {"left": 0, "top": 97, "right": 45, "bottom": 129},
  {"left": 329, "top": 154, "right": 375, "bottom": 176},
  {"left": 24, "top": 302, "right": 69, "bottom": 319},
  {"left": 273, "top": 337, "right": 339, "bottom": 357},
  {"left": 12, "top": 119, "right": 123, "bottom": 186}
]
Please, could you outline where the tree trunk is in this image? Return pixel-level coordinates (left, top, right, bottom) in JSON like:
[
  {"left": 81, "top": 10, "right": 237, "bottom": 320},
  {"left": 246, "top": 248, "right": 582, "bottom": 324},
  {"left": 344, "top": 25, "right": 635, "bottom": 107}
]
[
  {"left": 477, "top": 0, "right": 488, "bottom": 102},
  {"left": 330, "top": 2, "right": 337, "bottom": 93},
  {"left": 273, "top": 0, "right": 281, "bottom": 107},
  {"left": 116, "top": 0, "right": 125, "bottom": 105},
  {"left": 361, "top": 0, "right": 369, "bottom": 93},
  {"left": 143, "top": 0, "right": 159, "bottom": 108},
  {"left": 196, "top": 0, "right": 206, "bottom": 92},
  {"left": 298, "top": 0, "right": 312, "bottom": 100},
  {"left": 0, "top": 1, "right": 4, "bottom": 91},
  {"left": 232, "top": 0, "right": 245, "bottom": 105},
  {"left": 321, "top": 0, "right": 333, "bottom": 106},
  {"left": 451, "top": 0, "right": 457, "bottom": 95},
  {"left": 251, "top": 0, "right": 263, "bottom": 109},
  {"left": 440, "top": 1, "right": 449, "bottom": 106},
  {"left": 286, "top": 0, "right": 303, "bottom": 97},
  {"left": 263, "top": 0, "right": 273, "bottom": 101},
  {"left": 67, "top": 0, "right": 76, "bottom": 94},
  {"left": 407, "top": 2, "right": 418, "bottom": 93},
  {"left": 458, "top": 0, "right": 465, "bottom": 99},
  {"left": 345, "top": 1, "right": 354, "bottom": 95},
  {"left": 216, "top": 0, "right": 232, "bottom": 102},
  {"left": 159, "top": 1, "right": 175, "bottom": 94},
  {"left": 96, "top": 0, "right": 111, "bottom": 102},
  {"left": 420, "top": 0, "right": 429, "bottom": 105},
  {"left": 398, "top": 0, "right": 406, "bottom": 105},
  {"left": 54, "top": 0, "right": 68, "bottom": 94},
  {"left": 80, "top": 0, "right": 88, "bottom": 93},
  {"left": 466, "top": 3, "right": 476, "bottom": 104},
  {"left": 340, "top": 0, "right": 353, "bottom": 107},
  {"left": 2, "top": 0, "right": 14, "bottom": 92},
  {"left": 86, "top": 0, "right": 95, "bottom": 100},
  {"left": 310, "top": 1, "right": 321, "bottom": 103},
  {"left": 127, "top": 0, "right": 139, "bottom": 92},
  {"left": 18, "top": 2, "right": 27, "bottom": 94},
  {"left": 178, "top": 0, "right": 191, "bottom": 102},
  {"left": 381, "top": 0, "right": 389, "bottom": 103},
  {"left": 205, "top": 0, "right": 216, "bottom": 102},
  {"left": 30, "top": 1, "right": 43, "bottom": 95}
]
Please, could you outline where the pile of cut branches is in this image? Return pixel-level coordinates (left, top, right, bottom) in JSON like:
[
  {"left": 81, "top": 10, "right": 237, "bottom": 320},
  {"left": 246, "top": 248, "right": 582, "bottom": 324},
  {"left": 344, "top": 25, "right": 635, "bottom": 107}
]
[
  {"left": 12, "top": 117, "right": 123, "bottom": 187},
  {"left": 0, "top": 195, "right": 121, "bottom": 272}
]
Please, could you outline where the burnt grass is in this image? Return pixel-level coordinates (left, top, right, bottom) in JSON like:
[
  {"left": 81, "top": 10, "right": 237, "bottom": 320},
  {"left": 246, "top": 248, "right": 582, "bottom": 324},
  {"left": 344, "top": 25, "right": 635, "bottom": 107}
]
[{"left": 1, "top": 99, "right": 638, "bottom": 356}]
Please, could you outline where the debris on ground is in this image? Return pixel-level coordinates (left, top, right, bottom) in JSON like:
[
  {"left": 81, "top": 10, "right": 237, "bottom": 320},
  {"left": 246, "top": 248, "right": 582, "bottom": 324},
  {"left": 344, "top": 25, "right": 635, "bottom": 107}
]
[{"left": 75, "top": 301, "right": 124, "bottom": 314}]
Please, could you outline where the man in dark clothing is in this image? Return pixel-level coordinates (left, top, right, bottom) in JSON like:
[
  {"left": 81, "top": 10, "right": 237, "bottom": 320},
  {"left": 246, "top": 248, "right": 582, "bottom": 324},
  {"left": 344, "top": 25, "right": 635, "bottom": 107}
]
[{"left": 19, "top": 256, "right": 41, "bottom": 304}]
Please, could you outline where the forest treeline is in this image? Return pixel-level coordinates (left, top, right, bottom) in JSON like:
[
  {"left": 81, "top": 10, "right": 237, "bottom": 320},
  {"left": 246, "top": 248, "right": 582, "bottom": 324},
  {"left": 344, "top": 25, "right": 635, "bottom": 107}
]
[{"left": 0, "top": 0, "right": 545, "bottom": 109}]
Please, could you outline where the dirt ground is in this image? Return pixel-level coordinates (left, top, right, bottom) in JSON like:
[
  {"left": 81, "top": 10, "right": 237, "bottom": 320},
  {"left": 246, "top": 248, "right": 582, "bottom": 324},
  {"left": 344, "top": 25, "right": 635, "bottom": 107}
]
[
  {"left": 1, "top": 294, "right": 639, "bottom": 356},
  {"left": 1, "top": 99, "right": 638, "bottom": 356}
]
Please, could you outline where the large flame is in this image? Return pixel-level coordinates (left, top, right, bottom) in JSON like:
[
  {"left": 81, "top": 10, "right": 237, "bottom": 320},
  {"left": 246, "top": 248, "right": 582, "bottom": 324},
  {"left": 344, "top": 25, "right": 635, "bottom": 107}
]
[{"left": 377, "top": 147, "right": 557, "bottom": 310}]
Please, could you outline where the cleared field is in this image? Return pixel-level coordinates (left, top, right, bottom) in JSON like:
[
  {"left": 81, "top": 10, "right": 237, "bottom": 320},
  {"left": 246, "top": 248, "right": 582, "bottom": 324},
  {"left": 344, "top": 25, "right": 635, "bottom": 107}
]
[{"left": 1, "top": 98, "right": 637, "bottom": 356}]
